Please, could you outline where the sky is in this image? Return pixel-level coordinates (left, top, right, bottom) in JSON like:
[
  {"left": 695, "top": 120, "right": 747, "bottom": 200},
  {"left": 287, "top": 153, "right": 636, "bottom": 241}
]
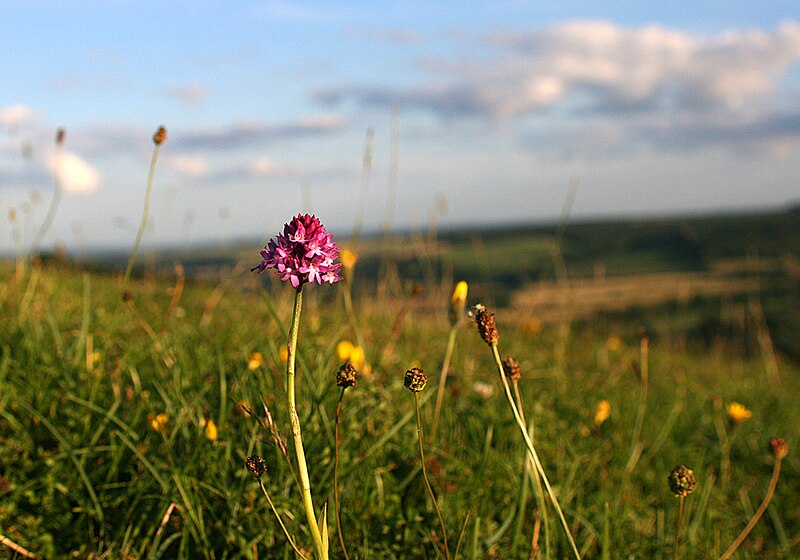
[{"left": 1, "top": 1, "right": 799, "bottom": 253}]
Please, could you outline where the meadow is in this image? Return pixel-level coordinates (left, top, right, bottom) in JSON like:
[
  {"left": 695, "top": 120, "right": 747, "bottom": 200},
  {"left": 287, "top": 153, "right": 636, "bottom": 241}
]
[{"left": 1, "top": 208, "right": 799, "bottom": 559}]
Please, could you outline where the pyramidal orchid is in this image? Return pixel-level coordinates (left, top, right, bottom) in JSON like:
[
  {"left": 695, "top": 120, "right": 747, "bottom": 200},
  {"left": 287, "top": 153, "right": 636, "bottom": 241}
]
[
  {"left": 252, "top": 213, "right": 342, "bottom": 288},
  {"left": 251, "top": 214, "right": 342, "bottom": 560}
]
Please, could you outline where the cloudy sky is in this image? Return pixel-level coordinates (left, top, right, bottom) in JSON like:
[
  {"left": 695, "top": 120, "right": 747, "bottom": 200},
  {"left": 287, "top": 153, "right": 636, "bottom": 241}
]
[{"left": 1, "top": 1, "right": 799, "bottom": 253}]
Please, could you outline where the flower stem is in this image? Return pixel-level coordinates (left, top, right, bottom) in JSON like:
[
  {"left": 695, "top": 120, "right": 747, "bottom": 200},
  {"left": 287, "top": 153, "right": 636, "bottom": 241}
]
[
  {"left": 431, "top": 324, "right": 458, "bottom": 439},
  {"left": 491, "top": 344, "right": 581, "bottom": 560},
  {"left": 719, "top": 456, "right": 784, "bottom": 560},
  {"left": 673, "top": 495, "right": 685, "bottom": 560},
  {"left": 124, "top": 140, "right": 162, "bottom": 286},
  {"left": 258, "top": 479, "right": 310, "bottom": 560},
  {"left": 286, "top": 287, "right": 327, "bottom": 560},
  {"left": 513, "top": 380, "right": 550, "bottom": 559},
  {"left": 415, "top": 392, "right": 451, "bottom": 560},
  {"left": 30, "top": 137, "right": 63, "bottom": 258},
  {"left": 334, "top": 388, "right": 350, "bottom": 560}
]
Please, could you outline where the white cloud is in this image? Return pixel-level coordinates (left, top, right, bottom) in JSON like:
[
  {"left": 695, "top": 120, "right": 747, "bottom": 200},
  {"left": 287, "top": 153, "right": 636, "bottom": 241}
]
[
  {"left": 319, "top": 19, "right": 800, "bottom": 117},
  {"left": 249, "top": 156, "right": 276, "bottom": 175},
  {"left": 166, "top": 153, "right": 209, "bottom": 178},
  {"left": 55, "top": 151, "right": 102, "bottom": 194},
  {"left": 165, "top": 84, "right": 209, "bottom": 106},
  {"left": 0, "top": 104, "right": 40, "bottom": 130}
]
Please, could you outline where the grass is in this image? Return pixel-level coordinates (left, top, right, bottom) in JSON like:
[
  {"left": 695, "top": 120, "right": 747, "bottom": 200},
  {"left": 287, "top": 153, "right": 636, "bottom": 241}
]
[{"left": 0, "top": 245, "right": 798, "bottom": 558}]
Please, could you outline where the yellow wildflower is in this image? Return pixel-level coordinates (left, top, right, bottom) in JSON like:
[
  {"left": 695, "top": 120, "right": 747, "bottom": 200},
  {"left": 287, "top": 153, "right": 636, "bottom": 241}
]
[
  {"left": 336, "top": 340, "right": 365, "bottom": 369},
  {"left": 606, "top": 336, "right": 623, "bottom": 351},
  {"left": 522, "top": 317, "right": 543, "bottom": 334},
  {"left": 247, "top": 352, "right": 264, "bottom": 370},
  {"left": 149, "top": 413, "right": 169, "bottom": 434},
  {"left": 449, "top": 281, "right": 468, "bottom": 325},
  {"left": 594, "top": 400, "right": 611, "bottom": 426},
  {"left": 278, "top": 347, "right": 288, "bottom": 362},
  {"left": 727, "top": 402, "right": 752, "bottom": 425},
  {"left": 203, "top": 418, "right": 218, "bottom": 441},
  {"left": 340, "top": 248, "right": 358, "bottom": 271}
]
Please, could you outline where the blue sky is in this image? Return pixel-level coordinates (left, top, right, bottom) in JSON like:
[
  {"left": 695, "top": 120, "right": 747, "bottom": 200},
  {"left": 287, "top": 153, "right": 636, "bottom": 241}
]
[{"left": 1, "top": 1, "right": 799, "bottom": 252}]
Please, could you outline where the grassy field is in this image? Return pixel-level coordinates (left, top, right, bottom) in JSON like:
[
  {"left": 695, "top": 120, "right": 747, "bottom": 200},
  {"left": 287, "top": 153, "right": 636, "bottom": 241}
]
[{"left": 1, "top": 213, "right": 799, "bottom": 559}]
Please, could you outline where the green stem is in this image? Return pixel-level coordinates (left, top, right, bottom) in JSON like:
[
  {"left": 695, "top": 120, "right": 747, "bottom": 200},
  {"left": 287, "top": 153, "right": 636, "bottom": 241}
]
[
  {"left": 719, "top": 457, "right": 783, "bottom": 560},
  {"left": 491, "top": 344, "right": 581, "bottom": 560},
  {"left": 673, "top": 495, "right": 684, "bottom": 560},
  {"left": 286, "top": 287, "right": 327, "bottom": 560},
  {"left": 415, "top": 392, "right": 451, "bottom": 560},
  {"left": 431, "top": 325, "right": 458, "bottom": 439},
  {"left": 334, "top": 388, "right": 350, "bottom": 560},
  {"left": 30, "top": 140, "right": 63, "bottom": 257},
  {"left": 124, "top": 142, "right": 162, "bottom": 286},
  {"left": 258, "top": 479, "right": 310, "bottom": 560},
  {"left": 625, "top": 337, "right": 648, "bottom": 474},
  {"left": 513, "top": 380, "right": 550, "bottom": 559}
]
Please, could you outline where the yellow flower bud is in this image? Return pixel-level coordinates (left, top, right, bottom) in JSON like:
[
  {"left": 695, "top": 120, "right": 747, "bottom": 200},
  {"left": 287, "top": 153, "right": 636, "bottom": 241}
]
[
  {"left": 204, "top": 418, "right": 218, "bottom": 441},
  {"left": 247, "top": 352, "right": 264, "bottom": 370},
  {"left": 449, "top": 281, "right": 468, "bottom": 326},
  {"left": 594, "top": 400, "right": 611, "bottom": 426},
  {"left": 727, "top": 402, "right": 752, "bottom": 425}
]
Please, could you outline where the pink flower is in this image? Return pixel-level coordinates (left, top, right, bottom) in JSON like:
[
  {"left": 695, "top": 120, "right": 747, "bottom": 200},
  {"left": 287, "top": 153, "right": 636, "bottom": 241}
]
[{"left": 252, "top": 214, "right": 342, "bottom": 288}]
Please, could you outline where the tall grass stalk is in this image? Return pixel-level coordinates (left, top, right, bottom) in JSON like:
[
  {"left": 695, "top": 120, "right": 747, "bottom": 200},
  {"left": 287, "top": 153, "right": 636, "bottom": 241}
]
[
  {"left": 414, "top": 391, "right": 451, "bottom": 560},
  {"left": 124, "top": 126, "right": 165, "bottom": 286},
  {"left": 719, "top": 440, "right": 787, "bottom": 560},
  {"left": 625, "top": 336, "right": 649, "bottom": 473},
  {"left": 431, "top": 325, "right": 457, "bottom": 439},
  {"left": 257, "top": 478, "right": 309, "bottom": 560},
  {"left": 512, "top": 378, "right": 550, "bottom": 559},
  {"left": 333, "top": 388, "right": 350, "bottom": 560},
  {"left": 30, "top": 128, "right": 64, "bottom": 259},
  {"left": 490, "top": 345, "right": 581, "bottom": 560}
]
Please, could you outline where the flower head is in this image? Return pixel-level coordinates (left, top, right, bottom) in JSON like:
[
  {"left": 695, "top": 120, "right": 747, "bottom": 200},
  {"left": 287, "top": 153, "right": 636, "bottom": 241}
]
[
  {"left": 404, "top": 367, "right": 428, "bottom": 393},
  {"left": 449, "top": 281, "right": 468, "bottom": 326},
  {"left": 336, "top": 362, "right": 358, "bottom": 389},
  {"left": 247, "top": 352, "right": 264, "bottom": 370},
  {"left": 502, "top": 355, "right": 522, "bottom": 381},
  {"left": 769, "top": 437, "right": 788, "bottom": 460},
  {"left": 149, "top": 413, "right": 169, "bottom": 435},
  {"left": 153, "top": 126, "right": 167, "bottom": 145},
  {"left": 203, "top": 418, "right": 218, "bottom": 441},
  {"left": 470, "top": 304, "right": 499, "bottom": 346},
  {"left": 727, "top": 402, "right": 752, "bottom": 426},
  {"left": 668, "top": 465, "right": 697, "bottom": 497},
  {"left": 336, "top": 340, "right": 365, "bottom": 369},
  {"left": 246, "top": 455, "right": 268, "bottom": 479},
  {"left": 594, "top": 400, "right": 612, "bottom": 427},
  {"left": 252, "top": 214, "right": 342, "bottom": 288}
]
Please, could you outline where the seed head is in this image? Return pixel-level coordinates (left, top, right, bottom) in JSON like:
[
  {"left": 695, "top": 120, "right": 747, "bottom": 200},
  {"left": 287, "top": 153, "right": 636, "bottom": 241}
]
[
  {"left": 404, "top": 367, "right": 428, "bottom": 393},
  {"left": 121, "top": 290, "right": 134, "bottom": 303},
  {"left": 55, "top": 128, "right": 66, "bottom": 145},
  {"left": 153, "top": 126, "right": 167, "bottom": 145},
  {"left": 336, "top": 362, "right": 358, "bottom": 389},
  {"left": 246, "top": 455, "right": 267, "bottom": 479},
  {"left": 668, "top": 465, "right": 697, "bottom": 497},
  {"left": 769, "top": 437, "right": 788, "bottom": 460},
  {"left": 502, "top": 355, "right": 522, "bottom": 381},
  {"left": 471, "top": 304, "right": 499, "bottom": 346}
]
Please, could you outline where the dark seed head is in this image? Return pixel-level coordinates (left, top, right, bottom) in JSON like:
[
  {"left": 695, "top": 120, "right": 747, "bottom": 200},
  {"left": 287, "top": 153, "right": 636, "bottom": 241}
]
[
  {"left": 668, "top": 465, "right": 696, "bottom": 497},
  {"left": 336, "top": 362, "right": 358, "bottom": 389},
  {"left": 246, "top": 455, "right": 267, "bottom": 479},
  {"left": 404, "top": 367, "right": 428, "bottom": 393},
  {"left": 502, "top": 356, "right": 522, "bottom": 381}
]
